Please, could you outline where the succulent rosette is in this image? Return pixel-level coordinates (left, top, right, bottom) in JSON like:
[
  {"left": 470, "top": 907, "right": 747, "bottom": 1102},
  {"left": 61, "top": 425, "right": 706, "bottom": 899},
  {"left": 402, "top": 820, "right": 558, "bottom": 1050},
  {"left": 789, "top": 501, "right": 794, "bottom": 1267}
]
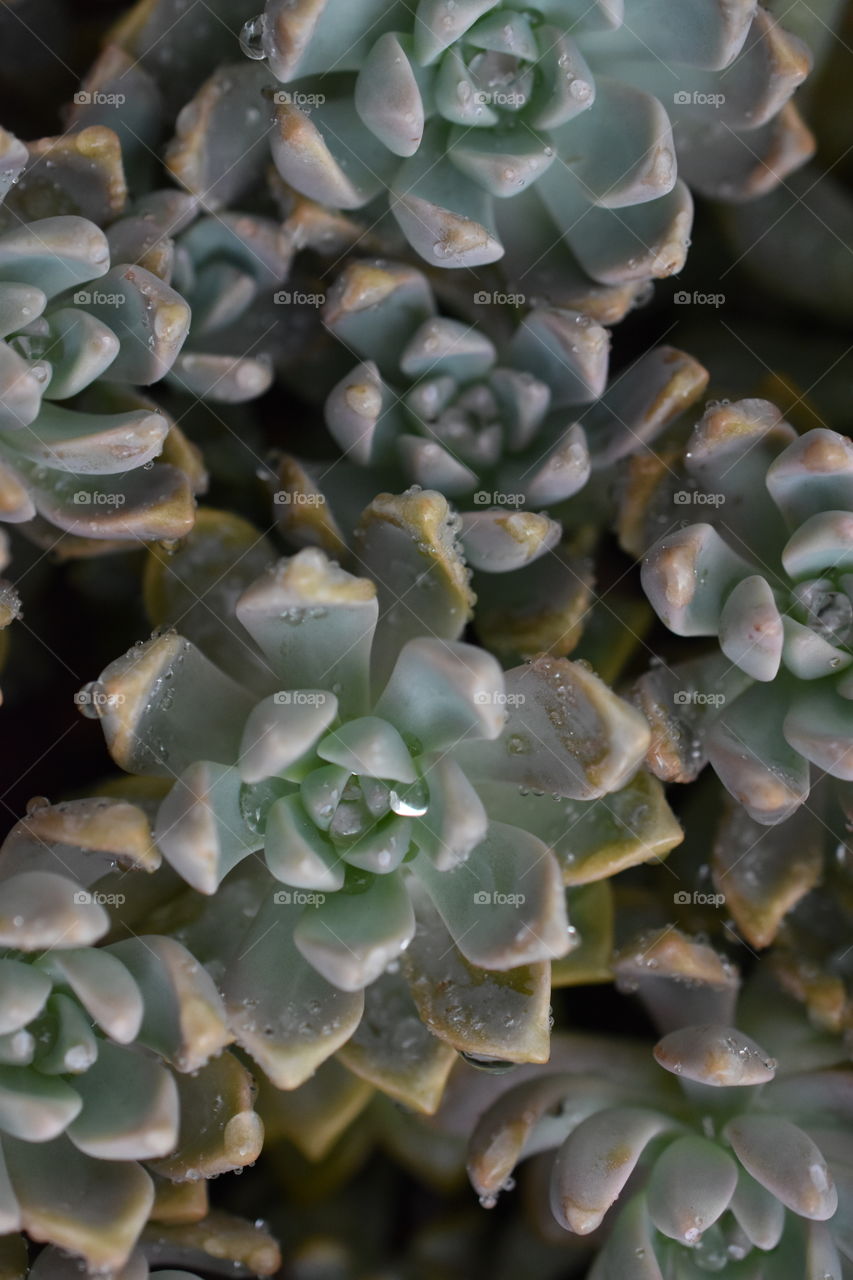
[
  {"left": 104, "top": 190, "right": 296, "bottom": 405},
  {"left": 467, "top": 932, "right": 853, "bottom": 1277},
  {"left": 239, "top": 0, "right": 812, "bottom": 290},
  {"left": 638, "top": 401, "right": 853, "bottom": 826},
  {"left": 0, "top": 128, "right": 201, "bottom": 551},
  {"left": 276, "top": 258, "right": 707, "bottom": 580},
  {"left": 92, "top": 541, "right": 646, "bottom": 962},
  {"left": 0, "top": 796, "right": 263, "bottom": 1271},
  {"left": 84, "top": 513, "right": 684, "bottom": 1093}
]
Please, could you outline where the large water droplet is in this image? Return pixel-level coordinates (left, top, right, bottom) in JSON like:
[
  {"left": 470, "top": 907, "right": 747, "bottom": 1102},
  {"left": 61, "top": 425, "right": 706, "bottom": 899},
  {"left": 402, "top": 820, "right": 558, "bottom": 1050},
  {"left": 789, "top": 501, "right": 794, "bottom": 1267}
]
[{"left": 239, "top": 14, "right": 268, "bottom": 60}]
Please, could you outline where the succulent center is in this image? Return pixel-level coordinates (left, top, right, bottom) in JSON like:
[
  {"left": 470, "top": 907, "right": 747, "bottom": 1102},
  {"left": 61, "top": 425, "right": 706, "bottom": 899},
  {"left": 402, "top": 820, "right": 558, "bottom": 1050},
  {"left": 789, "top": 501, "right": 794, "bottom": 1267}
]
[
  {"left": 791, "top": 577, "right": 853, "bottom": 651},
  {"left": 409, "top": 376, "right": 505, "bottom": 472},
  {"left": 465, "top": 49, "right": 534, "bottom": 113},
  {"left": 241, "top": 709, "right": 431, "bottom": 880},
  {"left": 321, "top": 774, "right": 430, "bottom": 844}
]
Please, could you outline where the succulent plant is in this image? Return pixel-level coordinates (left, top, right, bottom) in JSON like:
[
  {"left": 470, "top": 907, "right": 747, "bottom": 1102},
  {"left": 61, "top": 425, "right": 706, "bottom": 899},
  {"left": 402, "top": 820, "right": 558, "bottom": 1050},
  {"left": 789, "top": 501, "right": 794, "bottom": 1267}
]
[
  {"left": 82, "top": 511, "right": 684, "bottom": 1094},
  {"left": 638, "top": 401, "right": 853, "bottom": 826},
  {"left": 468, "top": 934, "right": 853, "bottom": 1277},
  {"left": 0, "top": 127, "right": 201, "bottom": 552},
  {"left": 236, "top": 0, "right": 813, "bottom": 292},
  {"left": 25, "top": 1206, "right": 281, "bottom": 1280},
  {"left": 0, "top": 796, "right": 263, "bottom": 1271},
  {"left": 275, "top": 259, "right": 707, "bottom": 578},
  {"left": 103, "top": 190, "right": 296, "bottom": 404},
  {"left": 4, "top": 0, "right": 852, "bottom": 1266}
]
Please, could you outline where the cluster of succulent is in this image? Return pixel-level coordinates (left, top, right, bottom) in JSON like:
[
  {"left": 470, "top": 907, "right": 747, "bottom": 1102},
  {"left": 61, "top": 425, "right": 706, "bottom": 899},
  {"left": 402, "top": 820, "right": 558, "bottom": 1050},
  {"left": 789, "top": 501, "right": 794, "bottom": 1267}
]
[
  {"left": 466, "top": 932, "right": 853, "bottom": 1277},
  {"left": 0, "top": 128, "right": 199, "bottom": 551},
  {"left": 1, "top": 0, "right": 853, "bottom": 1275},
  {"left": 241, "top": 0, "right": 812, "bottom": 291},
  {"left": 635, "top": 401, "right": 853, "bottom": 825},
  {"left": 0, "top": 795, "right": 265, "bottom": 1273}
]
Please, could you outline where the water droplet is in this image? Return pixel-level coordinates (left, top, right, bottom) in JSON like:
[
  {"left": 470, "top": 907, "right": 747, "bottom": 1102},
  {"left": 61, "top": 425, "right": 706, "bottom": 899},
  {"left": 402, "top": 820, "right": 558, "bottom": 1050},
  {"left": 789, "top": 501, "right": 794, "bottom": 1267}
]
[{"left": 239, "top": 13, "right": 268, "bottom": 59}]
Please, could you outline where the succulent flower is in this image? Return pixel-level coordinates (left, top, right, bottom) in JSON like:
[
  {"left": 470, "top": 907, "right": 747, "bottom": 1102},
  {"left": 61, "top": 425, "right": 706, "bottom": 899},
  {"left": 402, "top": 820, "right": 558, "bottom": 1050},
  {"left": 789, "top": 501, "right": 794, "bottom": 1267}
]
[
  {"left": 0, "top": 796, "right": 263, "bottom": 1271},
  {"left": 0, "top": 128, "right": 199, "bottom": 551},
  {"left": 237, "top": 0, "right": 812, "bottom": 290},
  {"left": 275, "top": 258, "right": 707, "bottom": 580},
  {"left": 639, "top": 402, "right": 853, "bottom": 825},
  {"left": 468, "top": 934, "right": 853, "bottom": 1276}
]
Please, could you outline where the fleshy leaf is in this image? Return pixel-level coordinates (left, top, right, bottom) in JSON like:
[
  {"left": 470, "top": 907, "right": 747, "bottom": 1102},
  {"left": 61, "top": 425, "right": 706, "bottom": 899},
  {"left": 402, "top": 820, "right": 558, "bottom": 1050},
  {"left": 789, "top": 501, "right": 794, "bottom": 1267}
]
[
  {"left": 456, "top": 655, "right": 650, "bottom": 800},
  {"left": 646, "top": 1134, "right": 738, "bottom": 1244},
  {"left": 149, "top": 1052, "right": 263, "bottom": 1182},
  {"left": 107, "top": 936, "right": 231, "bottom": 1072},
  {"left": 293, "top": 871, "right": 416, "bottom": 991},
  {"left": 223, "top": 893, "right": 364, "bottom": 1089},
  {"left": 66, "top": 1041, "right": 179, "bottom": 1160},
  {"left": 354, "top": 489, "right": 474, "bottom": 685},
  {"left": 653, "top": 1026, "right": 777, "bottom": 1087},
  {"left": 475, "top": 768, "right": 682, "bottom": 885},
  {"left": 404, "top": 881, "right": 552, "bottom": 1063},
  {"left": 235, "top": 549, "right": 377, "bottom": 717},
  {"left": 724, "top": 1115, "right": 837, "bottom": 1220},
  {"left": 550, "top": 1106, "right": 680, "bottom": 1233},
  {"left": 413, "top": 821, "right": 569, "bottom": 969},
  {"left": 336, "top": 966, "right": 455, "bottom": 1113},
  {"left": 2, "top": 1134, "right": 153, "bottom": 1270}
]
